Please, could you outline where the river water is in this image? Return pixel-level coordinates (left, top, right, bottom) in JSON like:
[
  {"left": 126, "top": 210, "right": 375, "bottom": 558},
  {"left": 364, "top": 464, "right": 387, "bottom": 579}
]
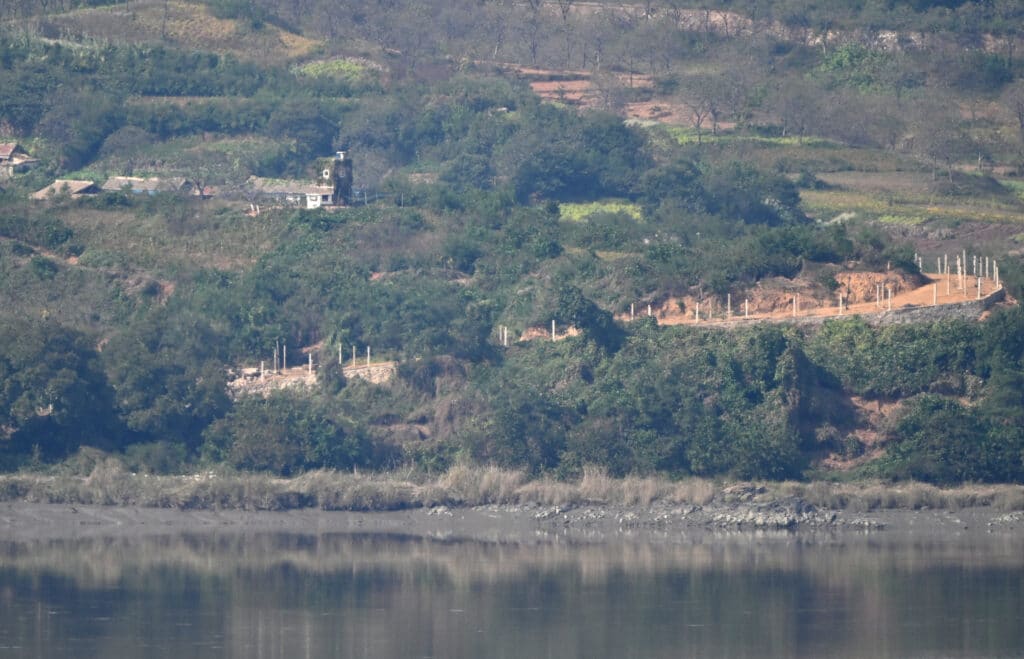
[{"left": 1, "top": 529, "right": 1022, "bottom": 658}]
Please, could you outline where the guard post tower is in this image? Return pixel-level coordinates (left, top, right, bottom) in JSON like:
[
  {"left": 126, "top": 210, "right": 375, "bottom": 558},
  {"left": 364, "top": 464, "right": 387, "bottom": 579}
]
[{"left": 315, "top": 151, "right": 353, "bottom": 206}]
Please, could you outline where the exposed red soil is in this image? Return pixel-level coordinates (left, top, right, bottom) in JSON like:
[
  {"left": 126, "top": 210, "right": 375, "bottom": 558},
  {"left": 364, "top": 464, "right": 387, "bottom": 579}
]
[
  {"left": 642, "top": 273, "right": 1002, "bottom": 327},
  {"left": 520, "top": 325, "right": 581, "bottom": 342},
  {"left": 818, "top": 396, "right": 905, "bottom": 471},
  {"left": 521, "top": 271, "right": 1008, "bottom": 342},
  {"left": 500, "top": 64, "right": 677, "bottom": 121}
]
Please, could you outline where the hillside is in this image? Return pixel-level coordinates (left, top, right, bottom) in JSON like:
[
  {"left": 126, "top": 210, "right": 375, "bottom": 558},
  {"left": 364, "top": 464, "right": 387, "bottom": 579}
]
[
  {"left": 1, "top": 0, "right": 1024, "bottom": 486},
  {"left": 30, "top": 0, "right": 320, "bottom": 61}
]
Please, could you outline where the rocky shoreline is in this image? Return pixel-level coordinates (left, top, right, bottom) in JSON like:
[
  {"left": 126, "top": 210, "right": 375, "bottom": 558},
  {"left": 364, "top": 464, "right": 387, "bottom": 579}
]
[
  {"left": 468, "top": 498, "right": 1024, "bottom": 536},
  {"left": 3, "top": 496, "right": 1022, "bottom": 544}
]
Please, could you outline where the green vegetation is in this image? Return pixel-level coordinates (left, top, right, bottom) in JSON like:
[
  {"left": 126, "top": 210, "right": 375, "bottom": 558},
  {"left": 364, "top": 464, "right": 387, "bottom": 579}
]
[
  {"left": 2, "top": 0, "right": 1024, "bottom": 491},
  {"left": 559, "top": 201, "right": 643, "bottom": 223},
  {"left": 667, "top": 127, "right": 839, "bottom": 149},
  {"left": 293, "top": 58, "right": 381, "bottom": 92}
]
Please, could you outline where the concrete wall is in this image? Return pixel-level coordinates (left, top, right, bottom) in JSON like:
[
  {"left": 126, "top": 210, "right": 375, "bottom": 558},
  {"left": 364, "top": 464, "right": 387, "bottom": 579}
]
[
  {"left": 343, "top": 363, "right": 397, "bottom": 385},
  {"left": 227, "top": 362, "right": 397, "bottom": 398}
]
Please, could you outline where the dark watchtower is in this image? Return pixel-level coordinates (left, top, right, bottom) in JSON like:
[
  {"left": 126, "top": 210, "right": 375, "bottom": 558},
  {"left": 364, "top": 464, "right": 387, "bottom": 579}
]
[{"left": 315, "top": 151, "right": 353, "bottom": 206}]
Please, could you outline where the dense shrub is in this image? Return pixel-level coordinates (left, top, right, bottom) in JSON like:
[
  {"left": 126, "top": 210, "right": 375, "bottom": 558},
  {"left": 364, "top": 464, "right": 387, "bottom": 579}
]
[{"left": 201, "top": 391, "right": 372, "bottom": 475}]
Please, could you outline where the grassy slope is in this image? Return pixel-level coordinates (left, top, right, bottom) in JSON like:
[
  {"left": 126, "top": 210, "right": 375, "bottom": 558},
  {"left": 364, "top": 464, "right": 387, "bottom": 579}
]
[
  {"left": 43, "top": 0, "right": 320, "bottom": 62},
  {"left": 4, "top": 2, "right": 1023, "bottom": 482}
]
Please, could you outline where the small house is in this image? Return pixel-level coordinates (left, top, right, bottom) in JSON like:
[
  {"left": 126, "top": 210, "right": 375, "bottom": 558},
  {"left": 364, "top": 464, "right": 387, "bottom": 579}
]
[
  {"left": 0, "top": 143, "right": 38, "bottom": 177},
  {"left": 31, "top": 179, "right": 102, "bottom": 200},
  {"left": 243, "top": 152, "right": 354, "bottom": 210},
  {"left": 247, "top": 177, "right": 336, "bottom": 210}
]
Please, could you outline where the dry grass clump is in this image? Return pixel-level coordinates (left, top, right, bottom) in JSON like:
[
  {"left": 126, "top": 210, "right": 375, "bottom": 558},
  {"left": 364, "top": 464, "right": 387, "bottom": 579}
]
[
  {"left": 525, "top": 468, "right": 715, "bottom": 507},
  {"left": 578, "top": 466, "right": 620, "bottom": 503},
  {"left": 992, "top": 488, "right": 1024, "bottom": 511},
  {"left": 514, "top": 478, "right": 583, "bottom": 507},
  {"left": 784, "top": 480, "right": 1024, "bottom": 512},
  {"left": 622, "top": 478, "right": 665, "bottom": 506},
  {"left": 668, "top": 478, "right": 717, "bottom": 506},
  {"left": 798, "top": 481, "right": 852, "bottom": 509},
  {"left": 323, "top": 479, "right": 417, "bottom": 511},
  {"left": 437, "top": 464, "right": 525, "bottom": 505},
  {"left": 1, "top": 458, "right": 1023, "bottom": 513},
  {"left": 0, "top": 477, "right": 32, "bottom": 500},
  {"left": 84, "top": 458, "right": 139, "bottom": 505},
  {"left": 275, "top": 470, "right": 417, "bottom": 510}
]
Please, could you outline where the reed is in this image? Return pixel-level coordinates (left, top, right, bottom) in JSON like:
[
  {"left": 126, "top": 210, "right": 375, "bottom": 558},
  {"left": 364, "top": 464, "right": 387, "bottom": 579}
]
[{"left": 1, "top": 460, "right": 1022, "bottom": 513}]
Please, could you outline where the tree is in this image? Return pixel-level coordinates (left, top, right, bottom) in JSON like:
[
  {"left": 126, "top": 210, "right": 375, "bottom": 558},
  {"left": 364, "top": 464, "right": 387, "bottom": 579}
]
[
  {"left": 990, "top": 0, "right": 1024, "bottom": 68},
  {"left": 1001, "top": 80, "right": 1024, "bottom": 144},
  {"left": 475, "top": 0, "right": 513, "bottom": 60},
  {"left": 863, "top": 92, "right": 908, "bottom": 150},
  {"left": 634, "top": 158, "right": 704, "bottom": 212},
  {"left": 265, "top": 98, "right": 338, "bottom": 162},
  {"left": 881, "top": 395, "right": 1020, "bottom": 484},
  {"left": 459, "top": 391, "right": 568, "bottom": 474},
  {"left": 99, "top": 126, "right": 155, "bottom": 176},
  {"left": 676, "top": 74, "right": 715, "bottom": 144},
  {"left": 514, "top": 1, "right": 548, "bottom": 66},
  {"left": 591, "top": 71, "right": 629, "bottom": 113},
  {"left": 910, "top": 97, "right": 974, "bottom": 182},
  {"left": 701, "top": 161, "right": 803, "bottom": 225},
  {"left": 36, "top": 89, "right": 125, "bottom": 171},
  {"left": 170, "top": 147, "right": 253, "bottom": 201},
  {"left": 555, "top": 0, "right": 576, "bottom": 66},
  {"left": 202, "top": 391, "right": 371, "bottom": 475},
  {"left": 103, "top": 309, "right": 230, "bottom": 450},
  {"left": 0, "top": 62, "right": 55, "bottom": 135},
  {"left": 0, "top": 318, "right": 115, "bottom": 463},
  {"left": 556, "top": 284, "right": 624, "bottom": 352},
  {"left": 770, "top": 77, "right": 821, "bottom": 143}
]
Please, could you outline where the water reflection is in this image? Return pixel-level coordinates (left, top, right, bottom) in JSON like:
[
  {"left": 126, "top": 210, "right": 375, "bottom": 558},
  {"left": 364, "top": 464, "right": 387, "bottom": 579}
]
[{"left": 1, "top": 532, "right": 1022, "bottom": 658}]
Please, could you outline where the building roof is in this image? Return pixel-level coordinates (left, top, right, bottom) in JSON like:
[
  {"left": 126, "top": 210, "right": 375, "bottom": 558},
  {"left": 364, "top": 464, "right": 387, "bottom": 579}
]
[
  {"left": 101, "top": 176, "right": 189, "bottom": 193},
  {"left": 32, "top": 179, "right": 101, "bottom": 200},
  {"left": 248, "top": 176, "right": 333, "bottom": 196},
  {"left": 0, "top": 142, "right": 36, "bottom": 165},
  {"left": 0, "top": 143, "right": 25, "bottom": 159}
]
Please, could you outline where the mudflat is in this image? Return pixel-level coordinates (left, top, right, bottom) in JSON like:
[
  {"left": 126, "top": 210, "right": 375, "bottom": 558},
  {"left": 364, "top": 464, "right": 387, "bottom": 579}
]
[{"left": 2, "top": 500, "right": 1021, "bottom": 543}]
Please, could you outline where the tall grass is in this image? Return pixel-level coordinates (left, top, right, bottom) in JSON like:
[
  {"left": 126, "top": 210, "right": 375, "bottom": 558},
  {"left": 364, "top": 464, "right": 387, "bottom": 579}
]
[
  {"left": 771, "top": 480, "right": 1024, "bottom": 512},
  {"left": 1, "top": 459, "right": 1021, "bottom": 512}
]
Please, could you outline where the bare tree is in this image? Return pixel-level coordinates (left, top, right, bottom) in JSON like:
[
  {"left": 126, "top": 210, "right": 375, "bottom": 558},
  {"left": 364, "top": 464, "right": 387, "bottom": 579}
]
[
  {"left": 591, "top": 71, "right": 628, "bottom": 113},
  {"left": 769, "top": 77, "right": 822, "bottom": 143},
  {"left": 476, "top": 1, "right": 513, "bottom": 60},
  {"left": 636, "top": 19, "right": 677, "bottom": 74},
  {"left": 676, "top": 74, "right": 715, "bottom": 144},
  {"left": 862, "top": 94, "right": 907, "bottom": 151},
  {"left": 555, "top": 0, "right": 575, "bottom": 67},
  {"left": 678, "top": 72, "right": 744, "bottom": 140},
  {"left": 992, "top": 0, "right": 1023, "bottom": 67},
  {"left": 1001, "top": 80, "right": 1024, "bottom": 144},
  {"left": 579, "top": 10, "right": 615, "bottom": 71},
  {"left": 514, "top": 3, "right": 546, "bottom": 66},
  {"left": 910, "top": 97, "right": 975, "bottom": 182}
]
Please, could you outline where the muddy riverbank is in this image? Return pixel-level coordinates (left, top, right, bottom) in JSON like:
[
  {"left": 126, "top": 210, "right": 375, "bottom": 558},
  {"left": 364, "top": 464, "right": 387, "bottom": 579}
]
[{"left": 2, "top": 498, "right": 1022, "bottom": 544}]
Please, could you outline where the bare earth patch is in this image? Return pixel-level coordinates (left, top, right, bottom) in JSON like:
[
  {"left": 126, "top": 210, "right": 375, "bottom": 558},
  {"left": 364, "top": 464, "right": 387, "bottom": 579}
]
[{"left": 641, "top": 272, "right": 1004, "bottom": 327}]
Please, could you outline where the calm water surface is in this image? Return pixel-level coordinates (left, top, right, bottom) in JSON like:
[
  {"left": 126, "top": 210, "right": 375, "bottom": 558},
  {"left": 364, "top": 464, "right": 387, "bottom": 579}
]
[{"left": 1, "top": 530, "right": 1022, "bottom": 658}]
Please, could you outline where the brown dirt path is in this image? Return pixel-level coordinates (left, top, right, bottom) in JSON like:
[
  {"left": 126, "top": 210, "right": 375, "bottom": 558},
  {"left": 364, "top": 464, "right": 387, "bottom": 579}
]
[
  {"left": 522, "top": 273, "right": 1010, "bottom": 342},
  {"left": 639, "top": 274, "right": 1004, "bottom": 327}
]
